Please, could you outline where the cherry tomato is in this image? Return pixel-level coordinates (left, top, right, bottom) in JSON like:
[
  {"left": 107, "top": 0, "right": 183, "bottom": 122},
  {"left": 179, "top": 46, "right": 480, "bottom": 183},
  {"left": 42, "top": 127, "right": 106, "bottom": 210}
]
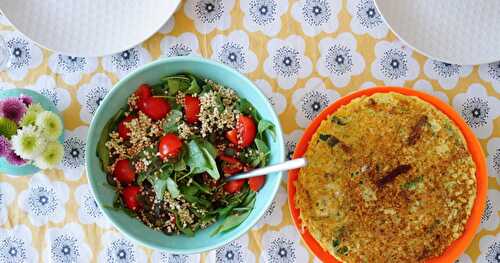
[
  {"left": 225, "top": 129, "right": 238, "bottom": 145},
  {"left": 237, "top": 115, "right": 256, "bottom": 148},
  {"left": 158, "top": 134, "right": 183, "bottom": 160},
  {"left": 223, "top": 179, "right": 245, "bottom": 193},
  {"left": 248, "top": 175, "right": 265, "bottom": 192},
  {"left": 122, "top": 186, "right": 142, "bottom": 211},
  {"left": 135, "top": 84, "right": 152, "bottom": 100},
  {"left": 219, "top": 155, "right": 240, "bottom": 164},
  {"left": 117, "top": 115, "right": 135, "bottom": 139},
  {"left": 113, "top": 159, "right": 136, "bottom": 184},
  {"left": 140, "top": 97, "right": 170, "bottom": 120},
  {"left": 183, "top": 96, "right": 201, "bottom": 124},
  {"left": 219, "top": 155, "right": 243, "bottom": 175}
]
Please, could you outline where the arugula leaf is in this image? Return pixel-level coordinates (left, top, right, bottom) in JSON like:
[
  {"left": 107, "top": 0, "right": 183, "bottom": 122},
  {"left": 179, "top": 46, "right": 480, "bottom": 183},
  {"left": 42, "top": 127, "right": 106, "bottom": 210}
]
[
  {"left": 253, "top": 138, "right": 270, "bottom": 167},
  {"left": 153, "top": 178, "right": 168, "bottom": 201},
  {"left": 238, "top": 98, "right": 260, "bottom": 121},
  {"left": 185, "top": 140, "right": 220, "bottom": 180},
  {"left": 166, "top": 177, "right": 180, "bottom": 198},
  {"left": 185, "top": 76, "right": 201, "bottom": 94},
  {"left": 163, "top": 76, "right": 191, "bottom": 95},
  {"left": 202, "top": 148, "right": 220, "bottom": 180},
  {"left": 257, "top": 119, "right": 276, "bottom": 141},
  {"left": 173, "top": 158, "right": 186, "bottom": 171},
  {"left": 163, "top": 110, "right": 183, "bottom": 133},
  {"left": 200, "top": 140, "right": 218, "bottom": 157},
  {"left": 212, "top": 209, "right": 252, "bottom": 235}
]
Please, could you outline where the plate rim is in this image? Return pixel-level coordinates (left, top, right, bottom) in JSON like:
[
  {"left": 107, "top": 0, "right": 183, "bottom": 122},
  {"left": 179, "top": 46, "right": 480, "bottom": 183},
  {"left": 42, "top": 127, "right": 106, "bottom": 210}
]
[
  {"left": 0, "top": 0, "right": 181, "bottom": 57},
  {"left": 287, "top": 87, "right": 488, "bottom": 263}
]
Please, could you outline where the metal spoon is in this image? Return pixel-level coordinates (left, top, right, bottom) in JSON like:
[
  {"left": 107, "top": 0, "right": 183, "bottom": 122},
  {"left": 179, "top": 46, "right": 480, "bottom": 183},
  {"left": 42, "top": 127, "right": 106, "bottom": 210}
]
[{"left": 226, "top": 158, "right": 307, "bottom": 181}]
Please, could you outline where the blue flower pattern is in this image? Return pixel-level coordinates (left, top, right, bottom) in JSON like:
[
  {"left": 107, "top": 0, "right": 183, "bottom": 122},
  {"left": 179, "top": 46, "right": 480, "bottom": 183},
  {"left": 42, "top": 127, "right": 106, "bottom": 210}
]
[
  {"left": 50, "top": 234, "right": 80, "bottom": 262},
  {"left": 461, "top": 97, "right": 490, "bottom": 128},
  {"left": 82, "top": 191, "right": 104, "bottom": 219},
  {"left": 166, "top": 44, "right": 193, "bottom": 57},
  {"left": 195, "top": 0, "right": 224, "bottom": 24},
  {"left": 57, "top": 55, "right": 86, "bottom": 73},
  {"left": 356, "top": 0, "right": 383, "bottom": 29},
  {"left": 302, "top": 0, "right": 331, "bottom": 27},
  {"left": 272, "top": 46, "right": 301, "bottom": 78},
  {"left": 432, "top": 61, "right": 461, "bottom": 78},
  {"left": 325, "top": 44, "right": 353, "bottom": 76},
  {"left": 485, "top": 241, "right": 500, "bottom": 263},
  {"left": 62, "top": 136, "right": 86, "bottom": 169},
  {"left": 159, "top": 253, "right": 190, "bottom": 263},
  {"left": 216, "top": 241, "right": 244, "bottom": 263},
  {"left": 106, "top": 239, "right": 136, "bottom": 263},
  {"left": 300, "top": 90, "right": 329, "bottom": 120},
  {"left": 0, "top": 236, "right": 27, "bottom": 263},
  {"left": 380, "top": 49, "right": 408, "bottom": 80},
  {"left": 6, "top": 37, "right": 31, "bottom": 70},
  {"left": 487, "top": 62, "right": 500, "bottom": 82},
  {"left": 27, "top": 186, "right": 58, "bottom": 217},
  {"left": 217, "top": 42, "right": 247, "bottom": 72},
  {"left": 84, "top": 85, "right": 108, "bottom": 115},
  {"left": 249, "top": 0, "right": 278, "bottom": 26},
  {"left": 110, "top": 49, "right": 140, "bottom": 72},
  {"left": 266, "top": 236, "right": 296, "bottom": 263}
]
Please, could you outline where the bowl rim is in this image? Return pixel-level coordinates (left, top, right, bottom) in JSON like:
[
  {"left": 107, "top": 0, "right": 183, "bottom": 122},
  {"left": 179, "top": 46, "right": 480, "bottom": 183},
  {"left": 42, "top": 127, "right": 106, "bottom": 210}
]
[
  {"left": 287, "top": 87, "right": 487, "bottom": 263},
  {"left": 85, "top": 56, "right": 285, "bottom": 253}
]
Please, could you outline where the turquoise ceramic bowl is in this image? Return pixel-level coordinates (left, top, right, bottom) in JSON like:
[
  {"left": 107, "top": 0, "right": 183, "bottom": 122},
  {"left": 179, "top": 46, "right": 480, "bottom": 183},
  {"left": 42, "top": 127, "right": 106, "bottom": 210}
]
[
  {"left": 0, "top": 88, "right": 63, "bottom": 176},
  {"left": 86, "top": 57, "right": 285, "bottom": 253}
]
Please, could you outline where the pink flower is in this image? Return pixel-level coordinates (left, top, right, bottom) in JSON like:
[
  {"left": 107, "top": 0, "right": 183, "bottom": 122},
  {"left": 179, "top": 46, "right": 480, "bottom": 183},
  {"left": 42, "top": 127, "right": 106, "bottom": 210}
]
[
  {"left": 0, "top": 98, "right": 27, "bottom": 123},
  {"left": 19, "top": 94, "right": 33, "bottom": 106},
  {"left": 5, "top": 149, "right": 27, "bottom": 166},
  {"left": 0, "top": 135, "right": 11, "bottom": 157}
]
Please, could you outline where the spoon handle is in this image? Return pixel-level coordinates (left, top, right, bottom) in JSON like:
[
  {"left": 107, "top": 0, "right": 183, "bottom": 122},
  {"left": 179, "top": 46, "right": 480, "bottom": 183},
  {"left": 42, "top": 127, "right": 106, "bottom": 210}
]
[{"left": 226, "top": 158, "right": 307, "bottom": 181}]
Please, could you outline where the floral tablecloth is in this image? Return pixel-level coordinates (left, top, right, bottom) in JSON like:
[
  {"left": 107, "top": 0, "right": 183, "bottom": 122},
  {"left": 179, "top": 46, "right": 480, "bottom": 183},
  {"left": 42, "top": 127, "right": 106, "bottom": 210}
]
[{"left": 0, "top": 0, "right": 499, "bottom": 262}]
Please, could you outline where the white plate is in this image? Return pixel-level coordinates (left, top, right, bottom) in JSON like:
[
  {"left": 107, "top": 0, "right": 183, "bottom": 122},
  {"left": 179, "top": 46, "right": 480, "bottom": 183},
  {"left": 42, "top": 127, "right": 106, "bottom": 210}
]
[
  {"left": 374, "top": 0, "right": 500, "bottom": 65},
  {"left": 0, "top": 0, "right": 181, "bottom": 57}
]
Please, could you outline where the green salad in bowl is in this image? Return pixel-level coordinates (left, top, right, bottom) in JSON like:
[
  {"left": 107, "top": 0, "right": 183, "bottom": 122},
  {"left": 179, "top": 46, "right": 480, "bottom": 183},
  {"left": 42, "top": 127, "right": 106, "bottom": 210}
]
[{"left": 97, "top": 73, "right": 276, "bottom": 236}]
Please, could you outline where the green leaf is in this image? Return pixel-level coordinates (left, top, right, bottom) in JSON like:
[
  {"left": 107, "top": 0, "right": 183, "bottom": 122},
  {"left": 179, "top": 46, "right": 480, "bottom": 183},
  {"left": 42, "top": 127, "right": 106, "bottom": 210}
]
[
  {"left": 166, "top": 177, "right": 180, "bottom": 198},
  {"left": 257, "top": 119, "right": 276, "bottom": 141},
  {"left": 254, "top": 138, "right": 270, "bottom": 167},
  {"left": 214, "top": 211, "right": 251, "bottom": 235},
  {"left": 164, "top": 76, "right": 191, "bottom": 95},
  {"left": 163, "top": 110, "right": 183, "bottom": 133},
  {"left": 238, "top": 98, "right": 260, "bottom": 121},
  {"left": 97, "top": 108, "right": 126, "bottom": 172},
  {"left": 173, "top": 158, "right": 186, "bottom": 171},
  {"left": 200, "top": 140, "right": 218, "bottom": 157},
  {"left": 202, "top": 147, "right": 220, "bottom": 180},
  {"left": 185, "top": 140, "right": 220, "bottom": 180},
  {"left": 185, "top": 77, "right": 201, "bottom": 95},
  {"left": 153, "top": 178, "right": 168, "bottom": 201}
]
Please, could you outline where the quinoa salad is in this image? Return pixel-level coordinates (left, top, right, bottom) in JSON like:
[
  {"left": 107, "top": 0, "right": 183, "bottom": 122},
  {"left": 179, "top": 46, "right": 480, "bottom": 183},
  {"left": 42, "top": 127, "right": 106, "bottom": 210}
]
[{"left": 97, "top": 74, "right": 275, "bottom": 236}]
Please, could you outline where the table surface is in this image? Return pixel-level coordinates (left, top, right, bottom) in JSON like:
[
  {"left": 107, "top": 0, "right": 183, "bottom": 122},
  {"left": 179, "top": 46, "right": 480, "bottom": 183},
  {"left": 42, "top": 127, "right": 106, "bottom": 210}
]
[{"left": 0, "top": 0, "right": 499, "bottom": 262}]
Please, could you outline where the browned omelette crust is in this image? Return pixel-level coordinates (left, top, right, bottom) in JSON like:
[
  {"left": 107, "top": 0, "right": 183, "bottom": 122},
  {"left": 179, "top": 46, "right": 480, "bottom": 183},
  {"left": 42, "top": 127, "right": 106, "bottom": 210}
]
[{"left": 296, "top": 93, "right": 476, "bottom": 263}]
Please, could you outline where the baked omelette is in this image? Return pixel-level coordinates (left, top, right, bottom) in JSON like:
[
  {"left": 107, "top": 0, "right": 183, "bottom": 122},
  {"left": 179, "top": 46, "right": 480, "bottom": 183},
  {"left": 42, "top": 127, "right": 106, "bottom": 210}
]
[{"left": 296, "top": 93, "right": 476, "bottom": 263}]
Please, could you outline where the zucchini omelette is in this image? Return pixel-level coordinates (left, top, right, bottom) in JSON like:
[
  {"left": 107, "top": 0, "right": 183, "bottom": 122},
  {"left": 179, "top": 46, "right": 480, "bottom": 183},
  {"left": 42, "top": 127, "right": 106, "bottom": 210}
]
[{"left": 296, "top": 93, "right": 476, "bottom": 262}]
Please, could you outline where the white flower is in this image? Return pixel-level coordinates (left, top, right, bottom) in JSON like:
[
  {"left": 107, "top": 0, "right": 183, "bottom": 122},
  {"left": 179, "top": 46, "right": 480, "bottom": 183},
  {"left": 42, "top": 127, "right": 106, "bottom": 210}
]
[
  {"left": 160, "top": 32, "right": 200, "bottom": 58},
  {"left": 241, "top": 0, "right": 288, "bottom": 37},
  {"left": 347, "top": 0, "right": 389, "bottom": 39},
  {"left": 75, "top": 184, "right": 111, "bottom": 228},
  {"left": 159, "top": 17, "right": 175, "bottom": 34},
  {"left": 292, "top": 78, "right": 340, "bottom": 127},
  {"left": 211, "top": 30, "right": 258, "bottom": 73},
  {"left": 255, "top": 184, "right": 287, "bottom": 228},
  {"left": 317, "top": 32, "right": 365, "bottom": 87},
  {"left": 479, "top": 190, "right": 500, "bottom": 232},
  {"left": 452, "top": 83, "right": 500, "bottom": 139},
  {"left": 291, "top": 0, "right": 341, "bottom": 37},
  {"left": 18, "top": 173, "right": 69, "bottom": 226},
  {"left": 264, "top": 35, "right": 312, "bottom": 89},
  {"left": 34, "top": 141, "right": 64, "bottom": 170},
  {"left": 487, "top": 137, "right": 500, "bottom": 186},
  {"left": 207, "top": 234, "right": 255, "bottom": 263},
  {"left": 184, "top": 0, "right": 235, "bottom": 34},
  {"left": 254, "top": 79, "right": 287, "bottom": 115},
  {"left": 455, "top": 253, "right": 473, "bottom": 263},
  {"left": 0, "top": 225, "right": 38, "bottom": 262},
  {"left": 413, "top": 79, "right": 449, "bottom": 103},
  {"left": 58, "top": 126, "right": 88, "bottom": 181},
  {"left": 11, "top": 125, "right": 46, "bottom": 160},
  {"left": 98, "top": 231, "right": 147, "bottom": 263},
  {"left": 102, "top": 46, "right": 151, "bottom": 79},
  {"left": 35, "top": 111, "right": 63, "bottom": 140},
  {"left": 43, "top": 223, "right": 93, "bottom": 263},
  {"left": 48, "top": 54, "right": 98, "bottom": 85},
  {"left": 423, "top": 59, "right": 472, "bottom": 90},
  {"left": 479, "top": 61, "right": 500, "bottom": 94},
  {"left": 77, "top": 73, "right": 112, "bottom": 124},
  {"left": 371, "top": 40, "right": 419, "bottom": 86},
  {"left": 152, "top": 251, "right": 200, "bottom": 263},
  {"left": 0, "top": 182, "right": 16, "bottom": 225},
  {"left": 26, "top": 75, "right": 72, "bottom": 112},
  {"left": 260, "top": 225, "right": 310, "bottom": 263},
  {"left": 478, "top": 233, "right": 500, "bottom": 263},
  {"left": 0, "top": 31, "right": 43, "bottom": 81}
]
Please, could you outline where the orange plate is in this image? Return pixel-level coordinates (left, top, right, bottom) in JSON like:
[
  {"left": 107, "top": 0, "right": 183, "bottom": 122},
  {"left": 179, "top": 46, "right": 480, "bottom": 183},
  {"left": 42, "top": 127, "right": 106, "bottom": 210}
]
[{"left": 288, "top": 87, "right": 488, "bottom": 263}]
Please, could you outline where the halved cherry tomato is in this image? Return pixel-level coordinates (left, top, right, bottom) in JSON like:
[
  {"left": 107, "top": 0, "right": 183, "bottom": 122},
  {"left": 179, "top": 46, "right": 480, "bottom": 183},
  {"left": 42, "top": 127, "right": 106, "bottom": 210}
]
[
  {"left": 140, "top": 97, "right": 170, "bottom": 120},
  {"left": 248, "top": 175, "right": 265, "bottom": 192},
  {"left": 219, "top": 155, "right": 240, "bottom": 164},
  {"left": 158, "top": 134, "right": 183, "bottom": 160},
  {"left": 223, "top": 179, "right": 245, "bottom": 193},
  {"left": 117, "top": 115, "right": 135, "bottom": 139},
  {"left": 183, "top": 95, "right": 201, "bottom": 124},
  {"left": 237, "top": 115, "right": 256, "bottom": 148},
  {"left": 219, "top": 155, "right": 243, "bottom": 175},
  {"left": 122, "top": 186, "right": 142, "bottom": 211},
  {"left": 225, "top": 129, "right": 238, "bottom": 145},
  {"left": 113, "top": 159, "right": 136, "bottom": 184},
  {"left": 135, "top": 84, "right": 152, "bottom": 100}
]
